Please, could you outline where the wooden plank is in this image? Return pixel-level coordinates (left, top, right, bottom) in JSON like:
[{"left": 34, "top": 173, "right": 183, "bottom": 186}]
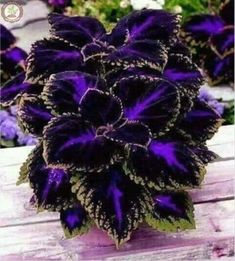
[
  {"left": 0, "top": 145, "right": 34, "bottom": 167},
  {"left": 206, "top": 125, "right": 234, "bottom": 146},
  {"left": 0, "top": 199, "right": 234, "bottom": 260}
]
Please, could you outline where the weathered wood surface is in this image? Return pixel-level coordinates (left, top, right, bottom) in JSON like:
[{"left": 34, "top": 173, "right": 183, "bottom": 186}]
[{"left": 0, "top": 125, "right": 234, "bottom": 260}]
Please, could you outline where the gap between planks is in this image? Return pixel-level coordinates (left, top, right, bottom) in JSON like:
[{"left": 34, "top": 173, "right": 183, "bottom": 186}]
[{"left": 0, "top": 199, "right": 234, "bottom": 260}]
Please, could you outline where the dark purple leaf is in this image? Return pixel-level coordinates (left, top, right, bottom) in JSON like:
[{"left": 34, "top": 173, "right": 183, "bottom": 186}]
[
  {"left": 169, "top": 40, "right": 192, "bottom": 57},
  {"left": 146, "top": 191, "right": 195, "bottom": 232},
  {"left": 210, "top": 26, "right": 234, "bottom": 58},
  {"left": 112, "top": 77, "right": 179, "bottom": 137},
  {"left": 43, "top": 71, "right": 105, "bottom": 114},
  {"left": 0, "top": 24, "right": 16, "bottom": 51},
  {"left": 107, "top": 10, "right": 180, "bottom": 47},
  {"left": 18, "top": 94, "right": 53, "bottom": 136},
  {"left": 80, "top": 89, "right": 123, "bottom": 127},
  {"left": 81, "top": 42, "right": 113, "bottom": 61},
  {"left": 178, "top": 99, "right": 223, "bottom": 143},
  {"left": 190, "top": 145, "right": 218, "bottom": 164},
  {"left": 71, "top": 164, "right": 151, "bottom": 246},
  {"left": 105, "top": 67, "right": 161, "bottom": 88},
  {"left": 0, "top": 72, "right": 37, "bottom": 106},
  {"left": 183, "top": 15, "right": 225, "bottom": 44},
  {"left": 60, "top": 204, "right": 90, "bottom": 238},
  {"left": 26, "top": 38, "right": 83, "bottom": 83},
  {"left": 163, "top": 54, "right": 203, "bottom": 94},
  {"left": 105, "top": 40, "right": 167, "bottom": 72},
  {"left": 203, "top": 52, "right": 234, "bottom": 85},
  {"left": 81, "top": 42, "right": 114, "bottom": 75},
  {"left": 1, "top": 47, "right": 27, "bottom": 74},
  {"left": 46, "top": 0, "right": 71, "bottom": 9},
  {"left": 104, "top": 121, "right": 151, "bottom": 147},
  {"left": 27, "top": 144, "right": 72, "bottom": 210},
  {"left": 219, "top": 0, "right": 234, "bottom": 25},
  {"left": 127, "top": 139, "right": 205, "bottom": 189},
  {"left": 43, "top": 114, "right": 121, "bottom": 171},
  {"left": 48, "top": 13, "right": 106, "bottom": 47}
]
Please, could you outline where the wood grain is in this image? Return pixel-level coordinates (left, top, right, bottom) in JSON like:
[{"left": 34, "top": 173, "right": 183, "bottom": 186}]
[{"left": 0, "top": 200, "right": 233, "bottom": 260}]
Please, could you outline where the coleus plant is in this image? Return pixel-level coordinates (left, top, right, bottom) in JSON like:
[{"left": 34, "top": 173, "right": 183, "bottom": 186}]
[
  {"left": 181, "top": 0, "right": 234, "bottom": 86},
  {"left": 1, "top": 10, "right": 222, "bottom": 246}
]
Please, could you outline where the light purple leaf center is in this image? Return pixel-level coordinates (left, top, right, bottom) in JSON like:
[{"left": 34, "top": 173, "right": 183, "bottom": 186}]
[
  {"left": 124, "top": 86, "right": 166, "bottom": 120},
  {"left": 164, "top": 69, "right": 199, "bottom": 81},
  {"left": 66, "top": 212, "right": 80, "bottom": 228},
  {"left": 107, "top": 177, "right": 123, "bottom": 228},
  {"left": 150, "top": 141, "right": 187, "bottom": 172},
  {"left": 42, "top": 168, "right": 65, "bottom": 202},
  {"left": 155, "top": 195, "right": 182, "bottom": 214},
  {"left": 58, "top": 128, "right": 95, "bottom": 153}
]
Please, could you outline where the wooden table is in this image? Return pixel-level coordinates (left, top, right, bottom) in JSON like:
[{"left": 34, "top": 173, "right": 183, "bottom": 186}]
[{"left": 0, "top": 125, "right": 234, "bottom": 260}]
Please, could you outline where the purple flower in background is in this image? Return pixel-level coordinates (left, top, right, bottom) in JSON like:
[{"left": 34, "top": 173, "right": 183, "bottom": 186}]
[
  {"left": 44, "top": 0, "right": 72, "bottom": 12},
  {"left": 1, "top": 11, "right": 222, "bottom": 246},
  {"left": 0, "top": 106, "right": 38, "bottom": 147},
  {"left": 199, "top": 88, "right": 225, "bottom": 116},
  {"left": 182, "top": 0, "right": 234, "bottom": 85},
  {"left": 1, "top": 116, "right": 18, "bottom": 140},
  {"left": 0, "top": 110, "right": 9, "bottom": 123}
]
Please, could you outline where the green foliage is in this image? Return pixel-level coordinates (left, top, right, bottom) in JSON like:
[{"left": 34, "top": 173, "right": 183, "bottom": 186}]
[
  {"left": 70, "top": 0, "right": 133, "bottom": 30},
  {"left": 164, "top": 0, "right": 220, "bottom": 22},
  {"left": 223, "top": 102, "right": 234, "bottom": 125}
]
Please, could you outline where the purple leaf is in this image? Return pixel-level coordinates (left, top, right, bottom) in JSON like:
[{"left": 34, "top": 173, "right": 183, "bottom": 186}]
[
  {"left": 113, "top": 77, "right": 179, "bottom": 137},
  {"left": 178, "top": 99, "right": 223, "bottom": 143},
  {"left": 26, "top": 38, "right": 83, "bottom": 83},
  {"left": 183, "top": 15, "right": 225, "bottom": 44},
  {"left": 27, "top": 144, "right": 72, "bottom": 210},
  {"left": 128, "top": 139, "right": 205, "bottom": 189},
  {"left": 146, "top": 191, "right": 195, "bottom": 232},
  {"left": 43, "top": 114, "right": 121, "bottom": 171},
  {"left": 60, "top": 204, "right": 90, "bottom": 238},
  {"left": 0, "top": 24, "right": 16, "bottom": 51},
  {"left": 43, "top": 71, "right": 105, "bottom": 114},
  {"left": 105, "top": 40, "right": 167, "bottom": 72},
  {"left": 203, "top": 52, "right": 234, "bottom": 85},
  {"left": 0, "top": 72, "right": 38, "bottom": 106},
  {"left": 104, "top": 121, "right": 151, "bottom": 147},
  {"left": 80, "top": 89, "right": 123, "bottom": 127},
  {"left": 18, "top": 94, "right": 53, "bottom": 136},
  {"left": 163, "top": 54, "right": 203, "bottom": 93},
  {"left": 219, "top": 0, "right": 234, "bottom": 25},
  {"left": 190, "top": 145, "right": 218, "bottom": 164},
  {"left": 210, "top": 26, "right": 234, "bottom": 58},
  {"left": 1, "top": 47, "right": 27, "bottom": 74},
  {"left": 48, "top": 13, "right": 106, "bottom": 47},
  {"left": 107, "top": 10, "right": 180, "bottom": 47},
  {"left": 71, "top": 164, "right": 151, "bottom": 246}
]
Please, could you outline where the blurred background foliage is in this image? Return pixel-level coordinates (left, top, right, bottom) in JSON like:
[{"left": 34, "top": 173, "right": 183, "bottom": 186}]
[{"left": 69, "top": 0, "right": 133, "bottom": 30}]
